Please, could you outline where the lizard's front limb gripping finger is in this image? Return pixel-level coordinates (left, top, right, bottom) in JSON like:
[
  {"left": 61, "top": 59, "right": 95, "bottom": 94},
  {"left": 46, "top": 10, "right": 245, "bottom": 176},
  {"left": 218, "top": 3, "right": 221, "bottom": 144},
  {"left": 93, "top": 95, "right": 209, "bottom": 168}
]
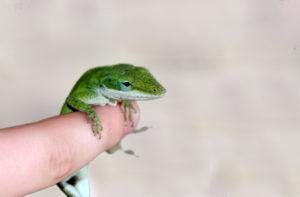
[
  {"left": 87, "top": 110, "right": 102, "bottom": 138},
  {"left": 93, "top": 120, "right": 103, "bottom": 138},
  {"left": 122, "top": 101, "right": 135, "bottom": 127}
]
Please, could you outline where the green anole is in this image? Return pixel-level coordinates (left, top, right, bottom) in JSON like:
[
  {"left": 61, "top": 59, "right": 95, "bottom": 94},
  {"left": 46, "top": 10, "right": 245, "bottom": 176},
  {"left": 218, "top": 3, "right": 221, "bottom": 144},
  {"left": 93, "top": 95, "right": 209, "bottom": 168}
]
[{"left": 57, "top": 64, "right": 166, "bottom": 197}]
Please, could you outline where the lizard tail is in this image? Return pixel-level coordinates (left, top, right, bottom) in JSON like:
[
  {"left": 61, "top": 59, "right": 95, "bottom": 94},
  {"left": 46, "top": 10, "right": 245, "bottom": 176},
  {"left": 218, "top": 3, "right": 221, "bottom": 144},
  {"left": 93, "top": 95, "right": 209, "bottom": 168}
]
[{"left": 57, "top": 166, "right": 90, "bottom": 197}]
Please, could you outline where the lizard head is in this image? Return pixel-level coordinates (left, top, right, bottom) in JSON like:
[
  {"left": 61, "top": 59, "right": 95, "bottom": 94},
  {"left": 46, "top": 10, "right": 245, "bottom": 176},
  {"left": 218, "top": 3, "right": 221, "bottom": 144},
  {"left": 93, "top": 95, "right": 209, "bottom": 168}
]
[{"left": 99, "top": 63, "right": 166, "bottom": 101}]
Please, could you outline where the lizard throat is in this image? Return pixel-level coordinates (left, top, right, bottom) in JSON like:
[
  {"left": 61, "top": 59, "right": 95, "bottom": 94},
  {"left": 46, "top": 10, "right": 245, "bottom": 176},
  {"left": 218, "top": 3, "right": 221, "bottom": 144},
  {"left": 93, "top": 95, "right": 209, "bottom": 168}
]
[{"left": 99, "top": 86, "right": 162, "bottom": 101}]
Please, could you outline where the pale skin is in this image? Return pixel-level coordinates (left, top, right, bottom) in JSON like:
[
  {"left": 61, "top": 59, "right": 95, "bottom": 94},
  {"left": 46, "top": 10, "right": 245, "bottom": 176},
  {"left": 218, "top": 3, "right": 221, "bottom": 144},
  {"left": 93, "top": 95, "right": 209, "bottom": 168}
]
[{"left": 0, "top": 103, "right": 139, "bottom": 196}]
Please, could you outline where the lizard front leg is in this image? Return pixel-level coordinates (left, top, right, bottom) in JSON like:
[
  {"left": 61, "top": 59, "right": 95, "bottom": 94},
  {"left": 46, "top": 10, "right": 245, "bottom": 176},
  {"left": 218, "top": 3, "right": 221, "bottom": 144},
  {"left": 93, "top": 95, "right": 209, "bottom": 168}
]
[
  {"left": 121, "top": 100, "right": 136, "bottom": 124},
  {"left": 66, "top": 95, "right": 102, "bottom": 137},
  {"left": 106, "top": 101, "right": 139, "bottom": 156}
]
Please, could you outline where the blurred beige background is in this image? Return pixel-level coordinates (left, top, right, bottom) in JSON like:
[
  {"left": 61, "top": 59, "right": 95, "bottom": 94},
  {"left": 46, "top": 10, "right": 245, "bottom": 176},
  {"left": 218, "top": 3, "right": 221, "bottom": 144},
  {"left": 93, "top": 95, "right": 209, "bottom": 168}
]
[{"left": 1, "top": 0, "right": 300, "bottom": 196}]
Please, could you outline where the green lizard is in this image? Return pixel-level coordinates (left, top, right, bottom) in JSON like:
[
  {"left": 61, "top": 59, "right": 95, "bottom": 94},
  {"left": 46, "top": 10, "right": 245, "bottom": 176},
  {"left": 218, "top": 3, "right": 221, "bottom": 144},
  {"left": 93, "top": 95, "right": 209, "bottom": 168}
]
[{"left": 57, "top": 63, "right": 166, "bottom": 197}]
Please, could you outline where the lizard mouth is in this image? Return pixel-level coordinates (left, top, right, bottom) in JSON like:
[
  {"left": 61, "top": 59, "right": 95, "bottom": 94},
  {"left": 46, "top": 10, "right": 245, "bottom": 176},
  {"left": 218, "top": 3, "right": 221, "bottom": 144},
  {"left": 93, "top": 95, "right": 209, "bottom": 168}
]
[{"left": 99, "top": 86, "right": 164, "bottom": 101}]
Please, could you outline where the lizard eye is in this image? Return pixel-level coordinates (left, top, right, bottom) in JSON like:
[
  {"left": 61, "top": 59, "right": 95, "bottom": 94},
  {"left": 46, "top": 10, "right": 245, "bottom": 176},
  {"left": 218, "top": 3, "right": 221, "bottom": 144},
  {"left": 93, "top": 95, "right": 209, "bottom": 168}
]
[
  {"left": 120, "top": 81, "right": 132, "bottom": 92},
  {"left": 121, "top": 81, "right": 132, "bottom": 87}
]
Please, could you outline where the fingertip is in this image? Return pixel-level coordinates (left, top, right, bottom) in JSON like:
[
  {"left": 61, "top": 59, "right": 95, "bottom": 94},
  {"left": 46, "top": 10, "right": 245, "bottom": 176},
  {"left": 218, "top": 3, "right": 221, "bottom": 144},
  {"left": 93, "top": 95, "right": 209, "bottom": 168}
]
[{"left": 94, "top": 102, "right": 140, "bottom": 150}]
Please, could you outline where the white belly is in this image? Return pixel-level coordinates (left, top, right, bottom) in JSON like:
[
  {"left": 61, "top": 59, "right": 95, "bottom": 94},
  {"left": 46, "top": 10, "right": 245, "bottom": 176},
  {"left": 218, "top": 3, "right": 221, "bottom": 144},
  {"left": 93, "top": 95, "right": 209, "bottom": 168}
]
[{"left": 84, "top": 94, "right": 117, "bottom": 106}]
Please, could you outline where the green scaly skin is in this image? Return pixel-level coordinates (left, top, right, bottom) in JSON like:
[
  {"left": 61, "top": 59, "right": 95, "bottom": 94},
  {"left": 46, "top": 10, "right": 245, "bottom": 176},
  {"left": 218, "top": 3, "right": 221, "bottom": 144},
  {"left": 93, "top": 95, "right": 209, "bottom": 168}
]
[{"left": 57, "top": 63, "right": 166, "bottom": 197}]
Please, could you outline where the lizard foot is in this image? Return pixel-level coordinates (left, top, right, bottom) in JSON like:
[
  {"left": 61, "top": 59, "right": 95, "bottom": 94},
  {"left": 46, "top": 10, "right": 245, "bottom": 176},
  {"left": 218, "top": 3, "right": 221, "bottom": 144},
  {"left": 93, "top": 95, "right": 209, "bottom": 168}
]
[
  {"left": 124, "top": 149, "right": 139, "bottom": 157},
  {"left": 87, "top": 110, "right": 102, "bottom": 139},
  {"left": 121, "top": 101, "right": 136, "bottom": 127}
]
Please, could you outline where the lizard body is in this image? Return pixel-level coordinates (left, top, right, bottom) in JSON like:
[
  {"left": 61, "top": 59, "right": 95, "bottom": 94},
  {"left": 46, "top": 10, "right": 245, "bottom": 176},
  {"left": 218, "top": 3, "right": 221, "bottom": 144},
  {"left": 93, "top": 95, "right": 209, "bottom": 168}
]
[{"left": 57, "top": 63, "right": 166, "bottom": 197}]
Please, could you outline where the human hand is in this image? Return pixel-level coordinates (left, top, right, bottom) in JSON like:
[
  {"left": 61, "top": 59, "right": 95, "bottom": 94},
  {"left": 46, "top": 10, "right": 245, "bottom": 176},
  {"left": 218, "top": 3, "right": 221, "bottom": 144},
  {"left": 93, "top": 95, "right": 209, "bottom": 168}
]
[{"left": 0, "top": 103, "right": 140, "bottom": 196}]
